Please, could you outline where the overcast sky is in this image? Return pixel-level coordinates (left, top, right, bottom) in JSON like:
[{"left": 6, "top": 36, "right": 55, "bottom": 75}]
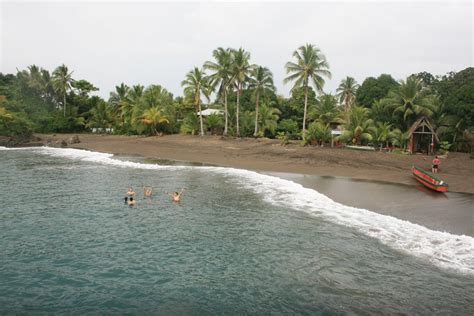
[{"left": 1, "top": 0, "right": 473, "bottom": 99}]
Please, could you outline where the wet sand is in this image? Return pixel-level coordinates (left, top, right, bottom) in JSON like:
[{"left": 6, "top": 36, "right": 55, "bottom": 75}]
[
  {"left": 268, "top": 172, "right": 473, "bottom": 237},
  {"left": 37, "top": 133, "right": 474, "bottom": 194}
]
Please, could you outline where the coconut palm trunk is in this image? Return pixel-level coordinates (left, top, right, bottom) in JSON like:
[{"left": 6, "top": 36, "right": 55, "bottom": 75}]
[
  {"left": 63, "top": 93, "right": 66, "bottom": 117},
  {"left": 198, "top": 99, "right": 204, "bottom": 136},
  {"left": 302, "top": 83, "right": 309, "bottom": 140},
  {"left": 253, "top": 91, "right": 260, "bottom": 137},
  {"left": 224, "top": 89, "right": 228, "bottom": 136},
  {"left": 236, "top": 83, "right": 241, "bottom": 137}
]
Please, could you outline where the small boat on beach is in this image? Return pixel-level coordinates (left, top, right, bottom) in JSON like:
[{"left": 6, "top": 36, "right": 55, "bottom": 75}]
[{"left": 412, "top": 166, "right": 449, "bottom": 192}]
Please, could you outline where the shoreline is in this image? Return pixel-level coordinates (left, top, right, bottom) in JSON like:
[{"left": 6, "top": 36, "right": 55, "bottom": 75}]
[
  {"left": 36, "top": 133, "right": 474, "bottom": 194},
  {"left": 7, "top": 133, "right": 473, "bottom": 237}
]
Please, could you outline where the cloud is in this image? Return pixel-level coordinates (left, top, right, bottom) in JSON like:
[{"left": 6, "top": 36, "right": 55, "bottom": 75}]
[{"left": 1, "top": 1, "right": 472, "bottom": 99}]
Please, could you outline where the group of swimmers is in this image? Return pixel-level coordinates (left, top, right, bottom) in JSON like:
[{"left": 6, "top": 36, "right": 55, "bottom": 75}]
[{"left": 124, "top": 186, "right": 184, "bottom": 206}]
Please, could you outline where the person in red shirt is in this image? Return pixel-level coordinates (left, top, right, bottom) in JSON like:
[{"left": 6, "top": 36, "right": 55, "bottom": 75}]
[{"left": 432, "top": 156, "right": 441, "bottom": 173}]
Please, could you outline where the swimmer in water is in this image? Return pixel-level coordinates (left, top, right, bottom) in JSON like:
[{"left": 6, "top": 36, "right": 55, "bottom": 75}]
[
  {"left": 128, "top": 197, "right": 136, "bottom": 206},
  {"left": 166, "top": 188, "right": 184, "bottom": 203},
  {"left": 143, "top": 186, "right": 153, "bottom": 198},
  {"left": 124, "top": 196, "right": 128, "bottom": 204},
  {"left": 127, "top": 187, "right": 136, "bottom": 197}
]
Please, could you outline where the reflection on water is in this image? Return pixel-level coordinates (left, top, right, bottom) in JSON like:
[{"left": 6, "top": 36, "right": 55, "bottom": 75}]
[{"left": 270, "top": 172, "right": 473, "bottom": 237}]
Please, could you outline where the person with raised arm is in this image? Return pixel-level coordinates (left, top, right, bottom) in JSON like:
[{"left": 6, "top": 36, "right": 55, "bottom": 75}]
[{"left": 166, "top": 188, "right": 184, "bottom": 203}]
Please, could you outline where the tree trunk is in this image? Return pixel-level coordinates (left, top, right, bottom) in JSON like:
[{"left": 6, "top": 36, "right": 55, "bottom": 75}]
[
  {"left": 236, "top": 84, "right": 240, "bottom": 137},
  {"left": 223, "top": 89, "right": 228, "bottom": 136},
  {"left": 198, "top": 99, "right": 204, "bottom": 136},
  {"left": 253, "top": 92, "right": 260, "bottom": 137},
  {"left": 63, "top": 93, "right": 66, "bottom": 117},
  {"left": 302, "top": 84, "right": 308, "bottom": 141}
]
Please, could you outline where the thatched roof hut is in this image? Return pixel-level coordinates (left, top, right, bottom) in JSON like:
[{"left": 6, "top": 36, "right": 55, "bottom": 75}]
[{"left": 407, "top": 116, "right": 439, "bottom": 154}]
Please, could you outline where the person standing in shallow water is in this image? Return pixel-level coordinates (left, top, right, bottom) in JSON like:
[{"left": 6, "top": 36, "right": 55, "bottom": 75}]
[
  {"left": 127, "top": 187, "right": 136, "bottom": 197},
  {"left": 128, "top": 197, "right": 136, "bottom": 206},
  {"left": 432, "top": 156, "right": 441, "bottom": 174},
  {"left": 166, "top": 188, "right": 184, "bottom": 203},
  {"left": 143, "top": 186, "right": 153, "bottom": 198}
]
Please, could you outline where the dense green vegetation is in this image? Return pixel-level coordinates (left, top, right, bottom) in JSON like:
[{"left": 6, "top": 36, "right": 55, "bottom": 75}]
[{"left": 1, "top": 45, "right": 473, "bottom": 152}]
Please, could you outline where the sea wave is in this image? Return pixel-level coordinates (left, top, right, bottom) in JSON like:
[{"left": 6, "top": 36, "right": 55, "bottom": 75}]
[{"left": 16, "top": 146, "right": 474, "bottom": 274}]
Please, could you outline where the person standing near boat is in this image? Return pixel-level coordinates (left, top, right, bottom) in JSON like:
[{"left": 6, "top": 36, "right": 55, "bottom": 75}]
[{"left": 432, "top": 156, "right": 441, "bottom": 173}]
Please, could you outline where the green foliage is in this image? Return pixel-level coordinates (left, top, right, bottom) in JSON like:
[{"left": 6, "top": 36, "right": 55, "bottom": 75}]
[
  {"left": 206, "top": 113, "right": 223, "bottom": 135},
  {"left": 0, "top": 58, "right": 472, "bottom": 153},
  {"left": 369, "top": 122, "right": 393, "bottom": 150},
  {"left": 308, "top": 94, "right": 342, "bottom": 125},
  {"left": 0, "top": 107, "right": 32, "bottom": 137},
  {"left": 306, "top": 121, "right": 331, "bottom": 146},
  {"left": 385, "top": 77, "right": 436, "bottom": 129},
  {"left": 277, "top": 118, "right": 300, "bottom": 139},
  {"left": 338, "top": 106, "right": 374, "bottom": 145},
  {"left": 180, "top": 113, "right": 200, "bottom": 135},
  {"left": 356, "top": 74, "right": 399, "bottom": 107},
  {"left": 438, "top": 141, "right": 451, "bottom": 153},
  {"left": 336, "top": 76, "right": 359, "bottom": 110},
  {"left": 284, "top": 43, "right": 331, "bottom": 140},
  {"left": 391, "top": 129, "right": 407, "bottom": 150}
]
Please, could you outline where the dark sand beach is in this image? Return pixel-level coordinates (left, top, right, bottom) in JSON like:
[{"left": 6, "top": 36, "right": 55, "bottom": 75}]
[{"left": 33, "top": 133, "right": 474, "bottom": 236}]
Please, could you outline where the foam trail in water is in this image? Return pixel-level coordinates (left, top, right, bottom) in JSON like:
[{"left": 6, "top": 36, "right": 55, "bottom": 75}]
[
  {"left": 21, "top": 146, "right": 474, "bottom": 274},
  {"left": 32, "top": 147, "right": 190, "bottom": 170}
]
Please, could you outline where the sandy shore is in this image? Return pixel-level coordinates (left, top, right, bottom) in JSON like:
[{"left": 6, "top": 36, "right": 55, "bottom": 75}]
[{"left": 37, "top": 133, "right": 474, "bottom": 194}]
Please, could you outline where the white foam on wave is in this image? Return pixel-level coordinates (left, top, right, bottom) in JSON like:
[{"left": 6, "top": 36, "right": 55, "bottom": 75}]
[
  {"left": 0, "top": 146, "right": 39, "bottom": 151},
  {"left": 15, "top": 146, "right": 474, "bottom": 274},
  {"left": 32, "top": 147, "right": 191, "bottom": 170}
]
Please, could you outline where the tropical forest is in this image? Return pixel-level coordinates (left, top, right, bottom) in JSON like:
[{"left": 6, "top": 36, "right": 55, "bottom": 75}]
[{"left": 1, "top": 44, "right": 473, "bottom": 152}]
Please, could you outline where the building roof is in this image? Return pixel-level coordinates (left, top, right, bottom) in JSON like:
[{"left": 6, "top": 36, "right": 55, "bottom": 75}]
[
  {"left": 407, "top": 116, "right": 439, "bottom": 142},
  {"left": 198, "top": 109, "right": 224, "bottom": 116}
]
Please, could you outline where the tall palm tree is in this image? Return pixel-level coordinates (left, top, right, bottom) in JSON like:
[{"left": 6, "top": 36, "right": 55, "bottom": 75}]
[
  {"left": 181, "top": 67, "right": 209, "bottom": 136},
  {"left": 336, "top": 76, "right": 359, "bottom": 111},
  {"left": 284, "top": 44, "right": 331, "bottom": 141},
  {"left": 387, "top": 77, "right": 435, "bottom": 127},
  {"left": 249, "top": 66, "right": 275, "bottom": 137},
  {"left": 204, "top": 47, "right": 233, "bottom": 135},
  {"left": 231, "top": 48, "right": 253, "bottom": 137},
  {"left": 52, "top": 64, "right": 74, "bottom": 117}
]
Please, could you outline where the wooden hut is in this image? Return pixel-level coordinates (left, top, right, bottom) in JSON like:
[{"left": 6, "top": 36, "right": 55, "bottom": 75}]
[{"left": 407, "top": 116, "right": 439, "bottom": 154}]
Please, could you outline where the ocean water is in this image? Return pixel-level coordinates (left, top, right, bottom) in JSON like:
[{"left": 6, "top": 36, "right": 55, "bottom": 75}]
[{"left": 0, "top": 147, "right": 473, "bottom": 314}]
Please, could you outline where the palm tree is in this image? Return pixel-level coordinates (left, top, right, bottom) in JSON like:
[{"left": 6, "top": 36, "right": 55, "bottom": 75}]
[
  {"left": 249, "top": 66, "right": 275, "bottom": 137},
  {"left": 336, "top": 76, "right": 359, "bottom": 111},
  {"left": 391, "top": 129, "right": 407, "bottom": 150},
  {"left": 307, "top": 121, "right": 331, "bottom": 146},
  {"left": 308, "top": 93, "right": 342, "bottom": 125},
  {"left": 109, "top": 83, "right": 131, "bottom": 128},
  {"left": 181, "top": 67, "right": 209, "bottom": 136},
  {"left": 52, "top": 64, "right": 74, "bottom": 117},
  {"left": 284, "top": 44, "right": 331, "bottom": 141},
  {"left": 339, "top": 106, "right": 374, "bottom": 145},
  {"left": 387, "top": 77, "right": 435, "bottom": 127},
  {"left": 204, "top": 47, "right": 233, "bottom": 135},
  {"left": 86, "top": 101, "right": 114, "bottom": 130},
  {"left": 231, "top": 48, "right": 253, "bottom": 137},
  {"left": 258, "top": 104, "right": 281, "bottom": 136},
  {"left": 370, "top": 122, "right": 393, "bottom": 150},
  {"left": 139, "top": 107, "right": 169, "bottom": 135}
]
